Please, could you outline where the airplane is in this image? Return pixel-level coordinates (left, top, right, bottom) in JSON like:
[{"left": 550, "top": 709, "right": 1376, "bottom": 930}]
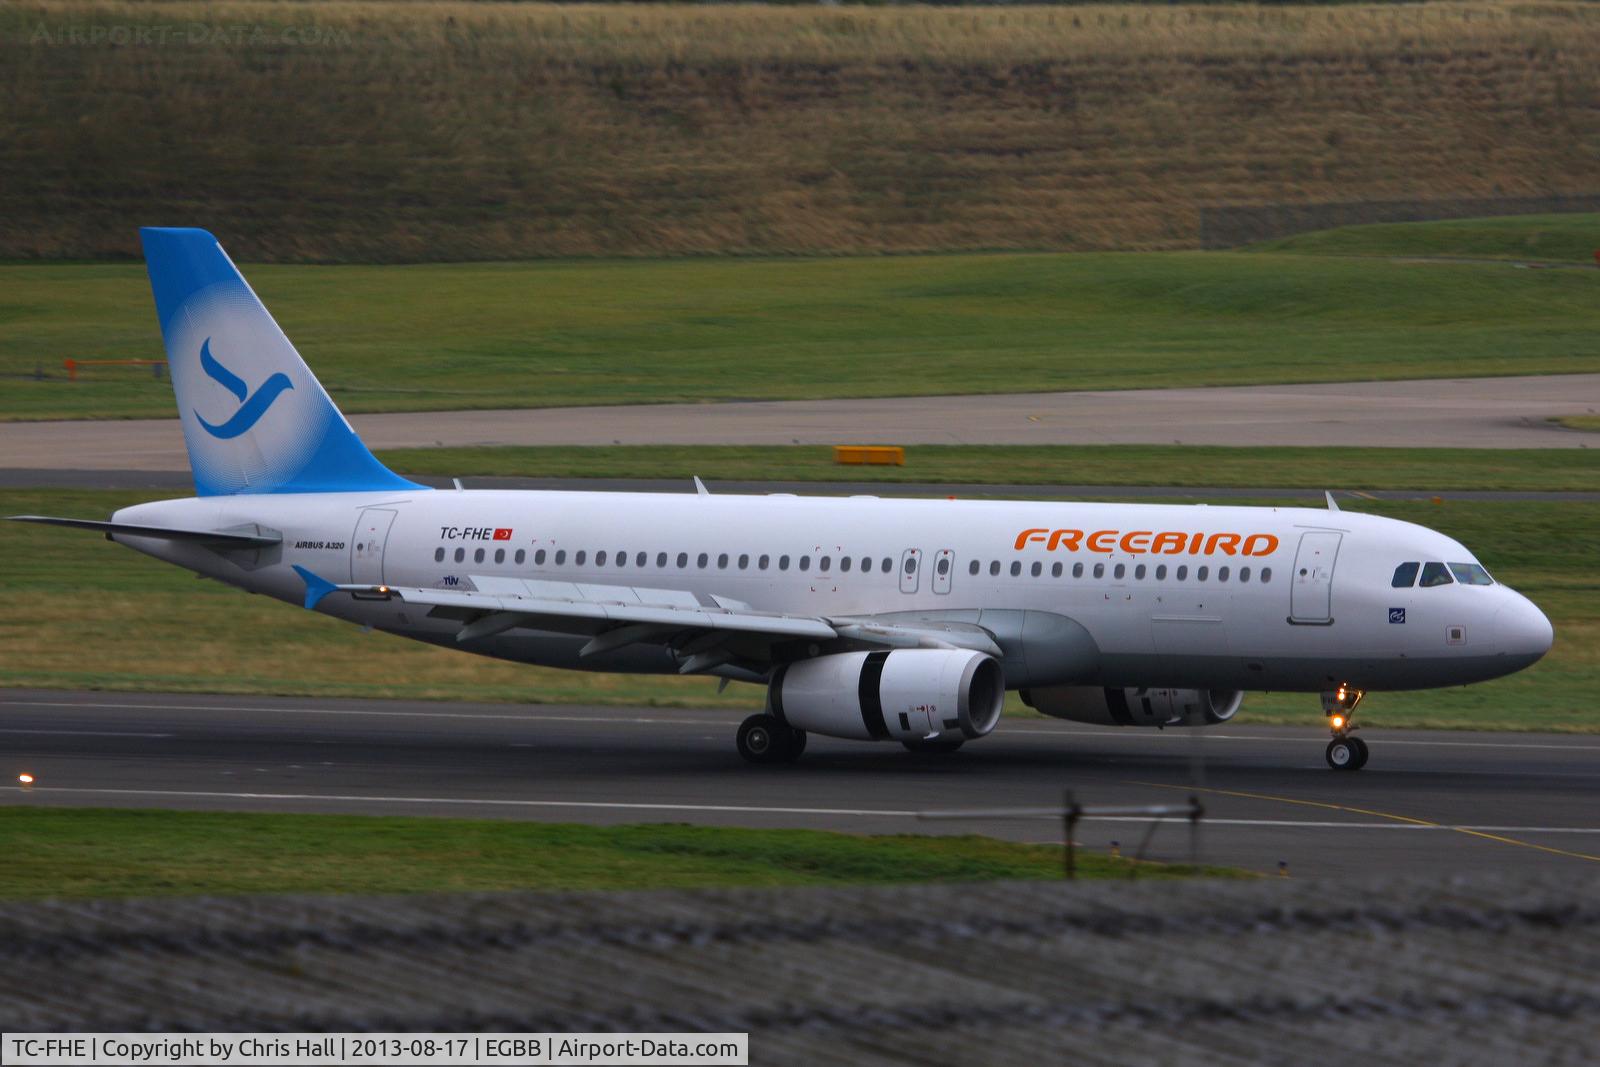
[{"left": 13, "top": 228, "right": 1555, "bottom": 771}]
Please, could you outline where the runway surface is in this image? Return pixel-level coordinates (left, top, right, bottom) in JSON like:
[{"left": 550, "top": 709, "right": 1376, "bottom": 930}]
[
  {"left": 5, "top": 374, "right": 1597, "bottom": 471},
  {"left": 5, "top": 689, "right": 1598, "bottom": 880},
  {"left": 6, "top": 468, "right": 1598, "bottom": 502}
]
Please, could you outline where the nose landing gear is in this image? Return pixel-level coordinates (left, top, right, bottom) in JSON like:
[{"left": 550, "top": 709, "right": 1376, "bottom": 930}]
[{"left": 1322, "top": 686, "right": 1368, "bottom": 771}]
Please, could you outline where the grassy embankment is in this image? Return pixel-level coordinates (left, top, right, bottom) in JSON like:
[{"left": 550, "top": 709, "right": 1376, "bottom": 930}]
[
  {"left": 6, "top": 3, "right": 1600, "bottom": 263},
  {"left": 1248, "top": 213, "right": 1600, "bottom": 263},
  {"left": 2, "top": 488, "right": 1594, "bottom": 732},
  {"left": 378, "top": 444, "right": 1600, "bottom": 492},
  {"left": 5, "top": 248, "right": 1600, "bottom": 421},
  {"left": 0, "top": 809, "right": 1237, "bottom": 899}
]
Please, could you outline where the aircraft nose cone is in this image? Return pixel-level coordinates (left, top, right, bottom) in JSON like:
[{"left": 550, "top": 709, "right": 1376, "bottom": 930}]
[{"left": 1494, "top": 595, "right": 1554, "bottom": 663}]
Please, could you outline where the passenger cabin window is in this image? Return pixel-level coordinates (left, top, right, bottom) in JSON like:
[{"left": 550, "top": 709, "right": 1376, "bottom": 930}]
[
  {"left": 636, "top": 552, "right": 647, "bottom": 567},
  {"left": 779, "top": 555, "right": 791, "bottom": 571},
  {"left": 535, "top": 549, "right": 547, "bottom": 565},
  {"left": 799, "top": 556, "right": 810, "bottom": 572},
  {"left": 1113, "top": 564, "right": 1125, "bottom": 580},
  {"left": 759, "top": 555, "right": 770, "bottom": 570},
  {"left": 515, "top": 549, "right": 526, "bottom": 565},
  {"left": 989, "top": 561, "right": 1001, "bottom": 576},
  {"left": 1155, "top": 564, "right": 1167, "bottom": 580},
  {"left": 1238, "top": 566, "right": 1249, "bottom": 583},
  {"left": 1176, "top": 565, "right": 1188, "bottom": 580},
  {"left": 882, "top": 558, "right": 893, "bottom": 573},
  {"left": 494, "top": 548, "right": 505, "bottom": 564},
  {"left": 1073, "top": 563, "right": 1084, "bottom": 579},
  {"left": 938, "top": 558, "right": 950, "bottom": 576},
  {"left": 1197, "top": 566, "right": 1208, "bottom": 581},
  {"left": 1135, "top": 564, "right": 1146, "bottom": 580},
  {"left": 1392, "top": 562, "right": 1420, "bottom": 588},
  {"left": 677, "top": 552, "right": 689, "bottom": 568},
  {"left": 1449, "top": 562, "right": 1494, "bottom": 586},
  {"left": 575, "top": 550, "right": 586, "bottom": 566},
  {"left": 434, "top": 547, "right": 445, "bottom": 562},
  {"left": 1051, "top": 562, "right": 1063, "bottom": 578},
  {"left": 1419, "top": 562, "right": 1454, "bottom": 588},
  {"left": 454, "top": 548, "right": 465, "bottom": 563},
  {"left": 697, "top": 552, "right": 709, "bottom": 568},
  {"left": 1093, "top": 563, "right": 1105, "bottom": 579},
  {"left": 969, "top": 560, "right": 980, "bottom": 576},
  {"left": 657, "top": 552, "right": 668, "bottom": 568},
  {"left": 1261, "top": 567, "right": 1271, "bottom": 583},
  {"left": 1010, "top": 561, "right": 1022, "bottom": 576},
  {"left": 718, "top": 553, "right": 729, "bottom": 569},
  {"left": 739, "top": 554, "right": 750, "bottom": 570},
  {"left": 474, "top": 548, "right": 486, "bottom": 563},
  {"left": 595, "top": 551, "right": 607, "bottom": 566},
  {"left": 555, "top": 550, "right": 566, "bottom": 565}
]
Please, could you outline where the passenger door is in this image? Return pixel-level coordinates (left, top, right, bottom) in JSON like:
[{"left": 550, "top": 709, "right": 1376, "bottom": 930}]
[
  {"left": 1289, "top": 531, "right": 1342, "bottom": 624},
  {"left": 350, "top": 507, "right": 398, "bottom": 585}
]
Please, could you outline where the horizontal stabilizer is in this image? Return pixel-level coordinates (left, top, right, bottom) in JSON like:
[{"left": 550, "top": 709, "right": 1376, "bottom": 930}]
[{"left": 8, "top": 515, "right": 280, "bottom": 547}]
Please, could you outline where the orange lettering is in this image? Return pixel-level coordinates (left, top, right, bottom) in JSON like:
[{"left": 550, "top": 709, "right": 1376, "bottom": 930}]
[
  {"left": 1087, "top": 530, "right": 1118, "bottom": 553},
  {"left": 1151, "top": 532, "right": 1187, "bottom": 555},
  {"left": 1015, "top": 528, "right": 1049, "bottom": 551},
  {"left": 1243, "top": 533, "right": 1280, "bottom": 557},
  {"left": 1205, "top": 532, "right": 1242, "bottom": 556},
  {"left": 1048, "top": 529, "right": 1083, "bottom": 551},
  {"left": 1119, "top": 531, "right": 1152, "bottom": 554},
  {"left": 1188, "top": 532, "right": 1204, "bottom": 555}
]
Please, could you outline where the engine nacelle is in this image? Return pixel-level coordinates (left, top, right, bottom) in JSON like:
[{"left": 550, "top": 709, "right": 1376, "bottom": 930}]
[
  {"left": 1021, "top": 686, "right": 1242, "bottom": 728},
  {"left": 771, "top": 649, "right": 1005, "bottom": 743}
]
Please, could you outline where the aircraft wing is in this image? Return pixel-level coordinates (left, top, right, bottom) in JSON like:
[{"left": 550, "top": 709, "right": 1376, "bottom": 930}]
[{"left": 304, "top": 571, "right": 1003, "bottom": 676}]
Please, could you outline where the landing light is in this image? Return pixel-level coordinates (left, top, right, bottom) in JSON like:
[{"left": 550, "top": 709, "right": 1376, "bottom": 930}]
[
  {"left": 1330, "top": 715, "right": 1346, "bottom": 731},
  {"left": 17, "top": 773, "right": 34, "bottom": 788}
]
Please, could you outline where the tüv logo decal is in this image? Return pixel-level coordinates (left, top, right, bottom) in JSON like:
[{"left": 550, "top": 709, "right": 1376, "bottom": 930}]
[{"left": 195, "top": 338, "right": 294, "bottom": 439}]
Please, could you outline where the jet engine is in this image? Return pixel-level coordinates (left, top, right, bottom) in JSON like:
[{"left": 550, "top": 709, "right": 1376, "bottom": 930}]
[
  {"left": 771, "top": 649, "right": 1004, "bottom": 744},
  {"left": 1021, "top": 686, "right": 1242, "bottom": 728}
]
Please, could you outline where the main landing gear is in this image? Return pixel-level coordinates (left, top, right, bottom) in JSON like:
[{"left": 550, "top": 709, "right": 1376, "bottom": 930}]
[
  {"left": 1322, "top": 685, "right": 1369, "bottom": 771},
  {"left": 737, "top": 713, "right": 806, "bottom": 765}
]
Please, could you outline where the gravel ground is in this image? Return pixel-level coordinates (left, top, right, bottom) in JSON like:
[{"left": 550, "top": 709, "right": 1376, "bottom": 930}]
[{"left": 3, "top": 873, "right": 1598, "bottom": 1065}]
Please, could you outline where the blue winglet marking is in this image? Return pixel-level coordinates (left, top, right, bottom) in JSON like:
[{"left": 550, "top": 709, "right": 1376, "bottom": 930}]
[{"left": 293, "top": 565, "right": 337, "bottom": 611}]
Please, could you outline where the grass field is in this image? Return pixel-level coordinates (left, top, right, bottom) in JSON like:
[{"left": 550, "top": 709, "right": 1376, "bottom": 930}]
[
  {"left": 6, "top": 3, "right": 1600, "bottom": 262},
  {"left": 2, "top": 488, "right": 1593, "bottom": 732},
  {"left": 1248, "top": 214, "right": 1600, "bottom": 264},
  {"left": 1553, "top": 415, "right": 1600, "bottom": 433},
  {"left": 5, "top": 248, "right": 1599, "bottom": 420},
  {"left": 377, "top": 444, "right": 1600, "bottom": 493},
  {"left": 0, "top": 808, "right": 1228, "bottom": 898}
]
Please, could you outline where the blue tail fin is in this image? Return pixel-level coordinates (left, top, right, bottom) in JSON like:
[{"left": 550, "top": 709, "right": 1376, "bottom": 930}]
[{"left": 141, "top": 227, "right": 425, "bottom": 497}]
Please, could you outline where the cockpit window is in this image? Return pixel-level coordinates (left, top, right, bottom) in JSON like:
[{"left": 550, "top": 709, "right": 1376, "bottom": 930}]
[
  {"left": 1418, "top": 561, "right": 1454, "bottom": 587},
  {"left": 1449, "top": 562, "right": 1494, "bottom": 586},
  {"left": 1391, "top": 562, "right": 1420, "bottom": 588}
]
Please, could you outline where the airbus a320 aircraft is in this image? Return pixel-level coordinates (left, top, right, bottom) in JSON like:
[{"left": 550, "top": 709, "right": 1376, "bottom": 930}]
[{"left": 15, "top": 229, "right": 1555, "bottom": 770}]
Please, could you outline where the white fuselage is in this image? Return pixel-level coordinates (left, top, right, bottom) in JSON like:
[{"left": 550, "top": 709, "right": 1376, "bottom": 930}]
[{"left": 111, "top": 488, "right": 1553, "bottom": 695}]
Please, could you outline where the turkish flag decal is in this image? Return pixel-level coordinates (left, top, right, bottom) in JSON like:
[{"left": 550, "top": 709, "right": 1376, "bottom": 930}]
[{"left": 493, "top": 528, "right": 513, "bottom": 540}]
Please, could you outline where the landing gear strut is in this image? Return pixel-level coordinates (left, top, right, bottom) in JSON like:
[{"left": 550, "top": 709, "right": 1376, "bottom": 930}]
[
  {"left": 737, "top": 713, "right": 806, "bottom": 764},
  {"left": 1322, "top": 685, "right": 1369, "bottom": 771}
]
